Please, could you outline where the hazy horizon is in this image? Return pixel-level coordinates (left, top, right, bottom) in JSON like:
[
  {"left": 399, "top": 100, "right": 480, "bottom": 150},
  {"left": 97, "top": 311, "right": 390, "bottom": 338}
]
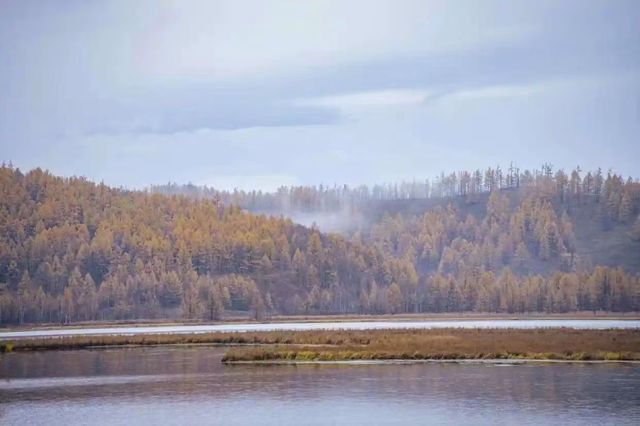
[{"left": 1, "top": 0, "right": 639, "bottom": 191}]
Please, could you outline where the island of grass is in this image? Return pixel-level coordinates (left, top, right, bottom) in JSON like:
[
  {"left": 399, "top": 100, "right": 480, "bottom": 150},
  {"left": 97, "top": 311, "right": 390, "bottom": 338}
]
[
  {"left": 220, "top": 328, "right": 640, "bottom": 363},
  {"left": 2, "top": 328, "right": 639, "bottom": 362}
]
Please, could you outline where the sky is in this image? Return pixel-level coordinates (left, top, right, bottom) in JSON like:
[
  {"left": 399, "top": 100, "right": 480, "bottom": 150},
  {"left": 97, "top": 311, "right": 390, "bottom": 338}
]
[{"left": 1, "top": 0, "right": 639, "bottom": 191}]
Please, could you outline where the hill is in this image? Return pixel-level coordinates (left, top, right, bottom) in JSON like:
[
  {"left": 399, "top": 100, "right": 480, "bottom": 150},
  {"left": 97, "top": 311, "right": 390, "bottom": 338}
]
[
  {"left": 1, "top": 165, "right": 639, "bottom": 324},
  {"left": 153, "top": 166, "right": 640, "bottom": 275}
]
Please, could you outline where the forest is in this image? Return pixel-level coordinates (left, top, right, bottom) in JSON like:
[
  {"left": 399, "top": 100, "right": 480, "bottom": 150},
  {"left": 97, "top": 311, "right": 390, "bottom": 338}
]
[{"left": 1, "top": 164, "right": 639, "bottom": 324}]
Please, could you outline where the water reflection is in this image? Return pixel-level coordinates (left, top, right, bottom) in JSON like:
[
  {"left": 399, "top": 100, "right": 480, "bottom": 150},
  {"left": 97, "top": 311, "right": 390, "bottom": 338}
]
[{"left": 1, "top": 347, "right": 639, "bottom": 425}]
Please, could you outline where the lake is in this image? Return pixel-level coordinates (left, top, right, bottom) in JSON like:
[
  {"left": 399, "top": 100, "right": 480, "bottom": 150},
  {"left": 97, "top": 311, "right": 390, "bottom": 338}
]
[
  {"left": 2, "top": 319, "right": 639, "bottom": 340},
  {"left": 1, "top": 346, "right": 639, "bottom": 425}
]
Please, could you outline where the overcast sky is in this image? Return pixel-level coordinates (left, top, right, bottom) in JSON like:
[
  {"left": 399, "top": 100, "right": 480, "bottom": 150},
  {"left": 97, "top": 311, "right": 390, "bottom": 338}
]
[{"left": 1, "top": 0, "right": 639, "bottom": 190}]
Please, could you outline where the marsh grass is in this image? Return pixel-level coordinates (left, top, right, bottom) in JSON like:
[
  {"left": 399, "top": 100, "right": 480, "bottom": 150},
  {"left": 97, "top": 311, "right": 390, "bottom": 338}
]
[
  {"left": 2, "top": 328, "right": 639, "bottom": 362},
  {"left": 220, "top": 328, "right": 640, "bottom": 362},
  {"left": 0, "top": 329, "right": 369, "bottom": 352}
]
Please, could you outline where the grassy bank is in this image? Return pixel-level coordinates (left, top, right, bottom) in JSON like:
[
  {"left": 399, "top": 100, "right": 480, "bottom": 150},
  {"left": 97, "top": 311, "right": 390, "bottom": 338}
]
[
  {"left": 221, "top": 328, "right": 640, "bottom": 362},
  {"left": 2, "top": 328, "right": 639, "bottom": 362},
  {"left": 0, "top": 330, "right": 346, "bottom": 352}
]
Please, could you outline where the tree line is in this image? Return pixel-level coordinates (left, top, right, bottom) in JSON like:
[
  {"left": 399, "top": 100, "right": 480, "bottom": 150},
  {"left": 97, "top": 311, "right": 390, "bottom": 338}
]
[
  {"left": 150, "top": 163, "right": 640, "bottom": 221},
  {"left": 0, "top": 164, "right": 638, "bottom": 324}
]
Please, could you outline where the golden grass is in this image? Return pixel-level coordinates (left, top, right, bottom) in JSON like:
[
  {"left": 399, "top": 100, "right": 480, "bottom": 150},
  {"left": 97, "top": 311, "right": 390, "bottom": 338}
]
[
  {"left": 2, "top": 328, "right": 639, "bottom": 362},
  {"left": 0, "top": 331, "right": 333, "bottom": 352},
  {"left": 220, "top": 328, "right": 640, "bottom": 362},
  {"left": 0, "top": 328, "right": 382, "bottom": 352}
]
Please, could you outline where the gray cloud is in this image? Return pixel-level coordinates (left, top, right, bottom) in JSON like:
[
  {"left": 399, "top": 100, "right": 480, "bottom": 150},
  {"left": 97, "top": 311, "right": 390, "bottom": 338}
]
[{"left": 1, "top": 0, "right": 639, "bottom": 188}]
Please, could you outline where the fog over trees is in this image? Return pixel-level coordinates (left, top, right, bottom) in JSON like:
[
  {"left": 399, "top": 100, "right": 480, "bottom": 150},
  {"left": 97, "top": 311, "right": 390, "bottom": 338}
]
[{"left": 1, "top": 164, "right": 639, "bottom": 324}]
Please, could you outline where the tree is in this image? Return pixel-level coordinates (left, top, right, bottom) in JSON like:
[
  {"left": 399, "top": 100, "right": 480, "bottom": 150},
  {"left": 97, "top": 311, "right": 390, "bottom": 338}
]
[
  {"left": 476, "top": 271, "right": 495, "bottom": 312},
  {"left": 486, "top": 191, "right": 508, "bottom": 225},
  {"left": 385, "top": 283, "right": 402, "bottom": 314},
  {"left": 78, "top": 273, "right": 97, "bottom": 321},
  {"left": 358, "top": 289, "right": 370, "bottom": 314},
  {"left": 514, "top": 243, "right": 530, "bottom": 272},
  {"left": 619, "top": 192, "right": 633, "bottom": 222},
  {"left": 1, "top": 164, "right": 639, "bottom": 323},
  {"left": 181, "top": 283, "right": 201, "bottom": 319},
  {"left": 160, "top": 271, "right": 182, "bottom": 308},
  {"left": 201, "top": 278, "right": 224, "bottom": 321},
  {"left": 264, "top": 292, "right": 274, "bottom": 318},
  {"left": 17, "top": 271, "right": 31, "bottom": 324},
  {"left": 250, "top": 290, "right": 266, "bottom": 321},
  {"left": 632, "top": 215, "right": 640, "bottom": 241},
  {"left": 306, "top": 232, "right": 324, "bottom": 264}
]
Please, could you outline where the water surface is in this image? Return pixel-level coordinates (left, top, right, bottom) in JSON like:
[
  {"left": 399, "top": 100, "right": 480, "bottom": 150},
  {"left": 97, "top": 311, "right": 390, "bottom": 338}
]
[
  {"left": 2, "top": 319, "right": 639, "bottom": 340},
  {"left": 1, "top": 346, "right": 638, "bottom": 425}
]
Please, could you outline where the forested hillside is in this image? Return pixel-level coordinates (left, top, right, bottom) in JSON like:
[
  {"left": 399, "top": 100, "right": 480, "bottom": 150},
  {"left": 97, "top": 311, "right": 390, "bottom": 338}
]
[
  {"left": 1, "top": 165, "right": 639, "bottom": 324},
  {"left": 0, "top": 166, "right": 414, "bottom": 323},
  {"left": 155, "top": 164, "right": 640, "bottom": 263}
]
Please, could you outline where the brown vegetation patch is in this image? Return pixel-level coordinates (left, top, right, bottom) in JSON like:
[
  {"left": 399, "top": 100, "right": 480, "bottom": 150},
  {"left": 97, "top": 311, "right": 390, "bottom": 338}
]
[{"left": 220, "top": 328, "right": 640, "bottom": 362}]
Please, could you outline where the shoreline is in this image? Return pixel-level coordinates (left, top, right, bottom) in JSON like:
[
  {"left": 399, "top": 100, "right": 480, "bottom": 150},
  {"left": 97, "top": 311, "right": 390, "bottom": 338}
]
[
  {"left": 218, "top": 328, "right": 640, "bottom": 363},
  {"left": 2, "top": 328, "right": 639, "bottom": 364},
  {"left": 223, "top": 358, "right": 640, "bottom": 366},
  {"left": 2, "top": 312, "right": 638, "bottom": 333},
  {"left": 0, "top": 311, "right": 640, "bottom": 333},
  {"left": 2, "top": 319, "right": 638, "bottom": 342}
]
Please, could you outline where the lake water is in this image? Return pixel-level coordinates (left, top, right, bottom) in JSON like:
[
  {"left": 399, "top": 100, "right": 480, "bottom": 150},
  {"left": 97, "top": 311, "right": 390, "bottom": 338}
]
[
  {"left": 1, "top": 346, "right": 639, "bottom": 425},
  {"left": 2, "top": 319, "right": 639, "bottom": 340}
]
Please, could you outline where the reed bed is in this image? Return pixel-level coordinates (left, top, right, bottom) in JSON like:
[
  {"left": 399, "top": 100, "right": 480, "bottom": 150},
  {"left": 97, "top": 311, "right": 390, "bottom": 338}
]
[
  {"left": 220, "top": 328, "right": 640, "bottom": 362},
  {"left": 2, "top": 328, "right": 639, "bottom": 362},
  {"left": 0, "top": 330, "right": 355, "bottom": 352}
]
